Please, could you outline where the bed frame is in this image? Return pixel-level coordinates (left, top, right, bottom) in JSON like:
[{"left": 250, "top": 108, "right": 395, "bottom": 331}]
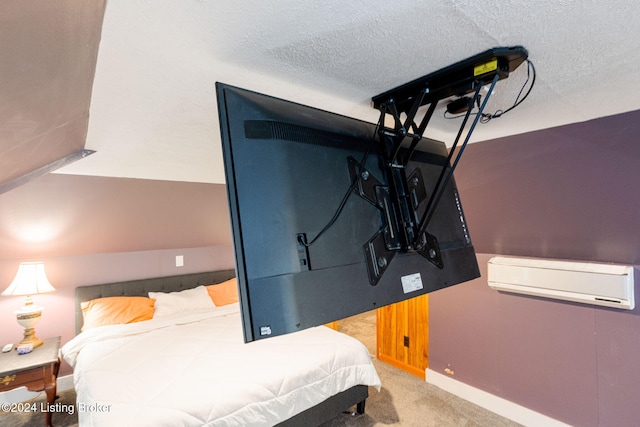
[{"left": 74, "top": 270, "right": 368, "bottom": 425}]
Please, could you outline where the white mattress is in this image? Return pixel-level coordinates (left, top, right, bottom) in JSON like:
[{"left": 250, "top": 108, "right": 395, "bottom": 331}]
[{"left": 61, "top": 303, "right": 381, "bottom": 426}]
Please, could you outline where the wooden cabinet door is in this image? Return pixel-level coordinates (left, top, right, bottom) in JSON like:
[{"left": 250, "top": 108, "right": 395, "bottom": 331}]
[{"left": 376, "top": 294, "right": 428, "bottom": 379}]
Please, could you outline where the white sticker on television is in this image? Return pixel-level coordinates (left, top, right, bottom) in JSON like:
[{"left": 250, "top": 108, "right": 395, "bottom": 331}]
[
  {"left": 260, "top": 325, "right": 272, "bottom": 336},
  {"left": 401, "top": 273, "right": 424, "bottom": 294}
]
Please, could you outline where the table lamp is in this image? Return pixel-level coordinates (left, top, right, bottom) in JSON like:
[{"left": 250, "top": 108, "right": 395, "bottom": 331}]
[{"left": 2, "top": 262, "right": 56, "bottom": 348}]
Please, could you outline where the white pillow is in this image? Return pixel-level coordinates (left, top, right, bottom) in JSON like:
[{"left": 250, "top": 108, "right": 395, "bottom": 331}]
[{"left": 149, "top": 286, "right": 215, "bottom": 318}]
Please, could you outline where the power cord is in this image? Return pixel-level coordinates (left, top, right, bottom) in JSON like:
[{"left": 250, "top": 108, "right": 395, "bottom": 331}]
[
  {"left": 444, "top": 59, "right": 536, "bottom": 123},
  {"left": 298, "top": 126, "right": 377, "bottom": 248}
]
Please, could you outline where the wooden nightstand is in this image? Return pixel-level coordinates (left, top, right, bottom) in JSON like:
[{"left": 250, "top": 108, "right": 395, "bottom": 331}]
[{"left": 0, "top": 336, "right": 61, "bottom": 427}]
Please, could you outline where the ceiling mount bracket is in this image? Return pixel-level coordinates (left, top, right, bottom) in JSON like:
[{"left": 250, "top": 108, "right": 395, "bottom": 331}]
[{"left": 367, "top": 47, "right": 528, "bottom": 272}]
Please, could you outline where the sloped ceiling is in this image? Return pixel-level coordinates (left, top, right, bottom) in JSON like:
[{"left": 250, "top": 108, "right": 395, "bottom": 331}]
[
  {"left": 2, "top": 0, "right": 640, "bottom": 187},
  {"left": 0, "top": 1, "right": 105, "bottom": 190}
]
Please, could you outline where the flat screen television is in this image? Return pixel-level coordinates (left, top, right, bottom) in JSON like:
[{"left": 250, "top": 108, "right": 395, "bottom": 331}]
[{"left": 216, "top": 83, "right": 480, "bottom": 342}]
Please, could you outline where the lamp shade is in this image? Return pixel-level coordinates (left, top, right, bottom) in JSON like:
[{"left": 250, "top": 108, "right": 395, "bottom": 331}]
[{"left": 2, "top": 262, "right": 56, "bottom": 296}]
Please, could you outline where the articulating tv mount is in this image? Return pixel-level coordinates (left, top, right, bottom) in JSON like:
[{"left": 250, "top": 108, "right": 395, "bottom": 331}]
[{"left": 350, "top": 46, "right": 529, "bottom": 285}]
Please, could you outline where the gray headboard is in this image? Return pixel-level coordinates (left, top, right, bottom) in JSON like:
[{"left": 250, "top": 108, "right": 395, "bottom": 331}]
[{"left": 75, "top": 269, "right": 236, "bottom": 334}]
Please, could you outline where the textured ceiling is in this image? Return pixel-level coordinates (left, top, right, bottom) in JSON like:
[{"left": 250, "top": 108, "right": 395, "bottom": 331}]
[{"left": 4, "top": 1, "right": 640, "bottom": 186}]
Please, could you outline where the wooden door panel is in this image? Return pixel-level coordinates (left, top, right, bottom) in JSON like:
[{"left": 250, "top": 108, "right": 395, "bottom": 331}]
[{"left": 376, "top": 294, "right": 428, "bottom": 379}]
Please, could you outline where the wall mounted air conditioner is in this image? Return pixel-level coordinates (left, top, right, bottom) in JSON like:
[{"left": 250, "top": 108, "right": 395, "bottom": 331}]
[{"left": 487, "top": 256, "right": 635, "bottom": 310}]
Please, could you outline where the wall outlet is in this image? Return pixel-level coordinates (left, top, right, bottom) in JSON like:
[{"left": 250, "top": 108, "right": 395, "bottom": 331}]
[{"left": 175, "top": 255, "right": 184, "bottom": 267}]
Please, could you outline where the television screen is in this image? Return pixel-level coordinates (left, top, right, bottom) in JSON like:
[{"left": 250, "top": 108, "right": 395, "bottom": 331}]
[{"left": 216, "top": 83, "right": 480, "bottom": 342}]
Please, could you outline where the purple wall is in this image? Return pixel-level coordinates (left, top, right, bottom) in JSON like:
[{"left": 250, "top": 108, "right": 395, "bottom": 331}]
[
  {"left": 454, "top": 109, "right": 640, "bottom": 264},
  {"left": 430, "top": 110, "right": 640, "bottom": 426},
  {"left": 0, "top": 174, "right": 232, "bottom": 259}
]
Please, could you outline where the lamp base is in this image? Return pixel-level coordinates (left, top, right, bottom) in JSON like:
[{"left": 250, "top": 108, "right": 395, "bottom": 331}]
[
  {"left": 15, "top": 303, "right": 44, "bottom": 348},
  {"left": 19, "top": 327, "right": 43, "bottom": 348}
]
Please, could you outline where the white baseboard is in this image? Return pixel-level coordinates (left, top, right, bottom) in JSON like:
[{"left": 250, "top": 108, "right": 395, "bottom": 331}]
[
  {"left": 57, "top": 374, "right": 74, "bottom": 392},
  {"left": 425, "top": 369, "right": 570, "bottom": 427},
  {"left": 0, "top": 374, "right": 74, "bottom": 404}
]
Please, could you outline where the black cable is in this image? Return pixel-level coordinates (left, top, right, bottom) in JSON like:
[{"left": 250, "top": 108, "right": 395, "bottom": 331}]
[
  {"left": 300, "top": 126, "right": 377, "bottom": 247},
  {"left": 444, "top": 59, "right": 536, "bottom": 123},
  {"left": 480, "top": 59, "right": 536, "bottom": 122}
]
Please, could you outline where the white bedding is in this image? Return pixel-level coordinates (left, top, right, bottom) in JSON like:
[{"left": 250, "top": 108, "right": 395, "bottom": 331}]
[{"left": 61, "top": 303, "right": 381, "bottom": 426}]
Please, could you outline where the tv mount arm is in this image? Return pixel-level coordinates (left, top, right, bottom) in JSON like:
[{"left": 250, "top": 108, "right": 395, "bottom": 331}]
[
  {"left": 351, "top": 46, "right": 528, "bottom": 285},
  {"left": 413, "top": 74, "right": 500, "bottom": 246}
]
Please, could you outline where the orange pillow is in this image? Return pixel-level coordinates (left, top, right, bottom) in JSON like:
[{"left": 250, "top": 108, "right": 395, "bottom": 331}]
[
  {"left": 206, "top": 278, "right": 239, "bottom": 306},
  {"left": 81, "top": 296, "right": 155, "bottom": 331}
]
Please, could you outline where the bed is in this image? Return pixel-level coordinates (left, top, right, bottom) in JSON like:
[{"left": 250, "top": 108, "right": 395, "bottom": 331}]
[{"left": 61, "top": 270, "right": 381, "bottom": 426}]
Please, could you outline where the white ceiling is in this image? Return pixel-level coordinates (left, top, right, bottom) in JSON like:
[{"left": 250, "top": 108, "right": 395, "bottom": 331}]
[{"left": 57, "top": 0, "right": 640, "bottom": 185}]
